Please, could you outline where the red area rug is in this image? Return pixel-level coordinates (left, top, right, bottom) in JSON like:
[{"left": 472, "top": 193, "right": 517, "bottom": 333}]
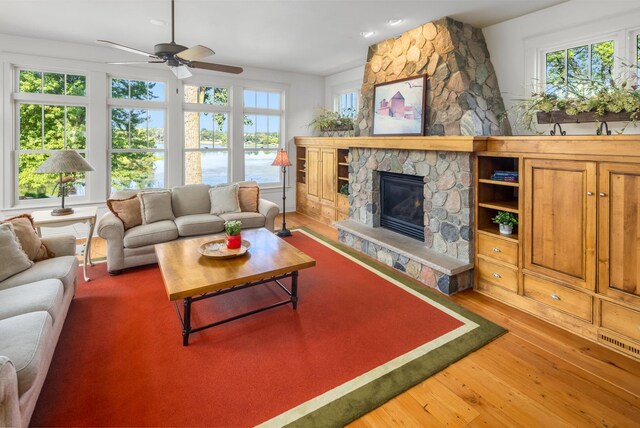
[{"left": 31, "top": 229, "right": 504, "bottom": 427}]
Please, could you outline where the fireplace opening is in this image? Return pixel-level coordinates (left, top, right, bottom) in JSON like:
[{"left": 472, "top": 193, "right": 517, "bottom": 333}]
[{"left": 379, "top": 171, "right": 425, "bottom": 241}]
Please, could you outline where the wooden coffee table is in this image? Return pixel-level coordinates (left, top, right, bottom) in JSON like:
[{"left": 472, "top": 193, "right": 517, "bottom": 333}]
[{"left": 155, "top": 228, "right": 316, "bottom": 346}]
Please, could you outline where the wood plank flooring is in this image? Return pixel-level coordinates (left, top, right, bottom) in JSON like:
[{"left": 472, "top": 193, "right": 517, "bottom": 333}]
[{"left": 88, "top": 212, "right": 640, "bottom": 427}]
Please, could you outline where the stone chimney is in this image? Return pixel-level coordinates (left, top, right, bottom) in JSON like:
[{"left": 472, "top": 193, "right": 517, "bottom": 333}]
[{"left": 356, "top": 17, "right": 511, "bottom": 136}]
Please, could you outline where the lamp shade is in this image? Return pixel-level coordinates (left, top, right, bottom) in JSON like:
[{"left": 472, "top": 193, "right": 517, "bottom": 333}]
[
  {"left": 271, "top": 149, "right": 292, "bottom": 167},
  {"left": 35, "top": 150, "right": 95, "bottom": 174}
]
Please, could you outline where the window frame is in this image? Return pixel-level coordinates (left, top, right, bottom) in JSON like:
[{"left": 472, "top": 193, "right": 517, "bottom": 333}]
[
  {"left": 107, "top": 76, "right": 168, "bottom": 193},
  {"left": 242, "top": 87, "right": 285, "bottom": 186},
  {"left": 13, "top": 66, "right": 90, "bottom": 207},
  {"left": 182, "top": 83, "right": 232, "bottom": 186},
  {"left": 333, "top": 88, "right": 359, "bottom": 117}
]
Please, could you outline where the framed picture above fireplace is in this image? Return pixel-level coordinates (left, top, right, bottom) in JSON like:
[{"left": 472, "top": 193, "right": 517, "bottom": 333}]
[{"left": 372, "top": 75, "right": 426, "bottom": 136}]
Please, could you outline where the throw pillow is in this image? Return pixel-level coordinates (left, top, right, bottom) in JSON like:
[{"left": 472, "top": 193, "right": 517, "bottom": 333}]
[
  {"left": 138, "top": 190, "right": 175, "bottom": 224},
  {"left": 107, "top": 195, "right": 142, "bottom": 230},
  {"left": 209, "top": 184, "right": 241, "bottom": 215},
  {"left": 1, "top": 214, "right": 53, "bottom": 261},
  {"left": 238, "top": 185, "right": 260, "bottom": 212},
  {"left": 0, "top": 223, "right": 34, "bottom": 282}
]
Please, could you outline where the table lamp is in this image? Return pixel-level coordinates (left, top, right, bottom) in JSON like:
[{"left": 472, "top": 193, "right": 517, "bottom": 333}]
[
  {"left": 271, "top": 148, "right": 292, "bottom": 237},
  {"left": 35, "top": 150, "right": 95, "bottom": 216}
]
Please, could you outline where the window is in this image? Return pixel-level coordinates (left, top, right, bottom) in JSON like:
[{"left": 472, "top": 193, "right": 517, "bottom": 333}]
[
  {"left": 336, "top": 90, "right": 358, "bottom": 118},
  {"left": 183, "top": 85, "right": 230, "bottom": 185},
  {"left": 544, "top": 40, "right": 615, "bottom": 95},
  {"left": 636, "top": 33, "right": 640, "bottom": 86},
  {"left": 243, "top": 89, "right": 283, "bottom": 184},
  {"left": 109, "top": 78, "right": 166, "bottom": 191},
  {"left": 15, "top": 69, "right": 87, "bottom": 200}
]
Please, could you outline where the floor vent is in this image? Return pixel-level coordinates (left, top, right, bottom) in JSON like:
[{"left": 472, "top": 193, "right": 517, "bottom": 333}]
[{"left": 598, "top": 332, "right": 640, "bottom": 357}]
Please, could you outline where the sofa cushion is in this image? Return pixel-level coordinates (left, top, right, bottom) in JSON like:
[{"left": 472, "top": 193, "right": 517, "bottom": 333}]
[
  {"left": 0, "top": 223, "right": 33, "bottom": 283},
  {"left": 219, "top": 212, "right": 266, "bottom": 229},
  {"left": 174, "top": 214, "right": 224, "bottom": 237},
  {"left": 0, "top": 280, "right": 63, "bottom": 323},
  {"left": 209, "top": 183, "right": 241, "bottom": 215},
  {"left": 107, "top": 195, "right": 142, "bottom": 230},
  {"left": 0, "top": 311, "right": 53, "bottom": 396},
  {"left": 0, "top": 256, "right": 78, "bottom": 293},
  {"left": 238, "top": 185, "right": 260, "bottom": 213},
  {"left": 2, "top": 214, "right": 53, "bottom": 261},
  {"left": 123, "top": 220, "right": 178, "bottom": 249},
  {"left": 139, "top": 190, "right": 175, "bottom": 224},
  {"left": 172, "top": 184, "right": 211, "bottom": 217}
]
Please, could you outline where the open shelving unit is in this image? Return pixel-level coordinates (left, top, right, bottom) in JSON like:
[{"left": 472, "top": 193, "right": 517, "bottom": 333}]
[
  {"left": 296, "top": 146, "right": 307, "bottom": 184},
  {"left": 476, "top": 155, "right": 520, "bottom": 239}
]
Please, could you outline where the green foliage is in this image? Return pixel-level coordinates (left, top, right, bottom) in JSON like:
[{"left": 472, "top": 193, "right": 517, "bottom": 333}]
[
  {"left": 224, "top": 220, "right": 242, "bottom": 236},
  {"left": 492, "top": 211, "right": 518, "bottom": 227},
  {"left": 308, "top": 107, "right": 356, "bottom": 132},
  {"left": 340, "top": 183, "right": 349, "bottom": 195},
  {"left": 509, "top": 61, "right": 639, "bottom": 133}
]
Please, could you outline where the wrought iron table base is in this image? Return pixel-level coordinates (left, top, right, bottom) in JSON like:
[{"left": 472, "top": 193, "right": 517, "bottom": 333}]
[{"left": 174, "top": 271, "right": 299, "bottom": 346}]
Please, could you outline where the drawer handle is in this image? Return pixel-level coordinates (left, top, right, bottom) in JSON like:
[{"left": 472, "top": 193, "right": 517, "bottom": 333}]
[
  {"left": 492, "top": 247, "right": 501, "bottom": 253},
  {"left": 492, "top": 272, "right": 501, "bottom": 279},
  {"left": 550, "top": 294, "right": 561, "bottom": 301}
]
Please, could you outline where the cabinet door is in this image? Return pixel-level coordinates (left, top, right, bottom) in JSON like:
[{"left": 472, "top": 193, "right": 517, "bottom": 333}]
[
  {"left": 306, "top": 148, "right": 320, "bottom": 199},
  {"left": 320, "top": 148, "right": 336, "bottom": 204},
  {"left": 523, "top": 159, "right": 596, "bottom": 290},
  {"left": 598, "top": 163, "right": 640, "bottom": 305}
]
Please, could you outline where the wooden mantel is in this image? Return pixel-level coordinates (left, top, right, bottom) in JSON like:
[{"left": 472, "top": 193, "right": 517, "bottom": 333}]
[{"left": 294, "top": 135, "right": 640, "bottom": 158}]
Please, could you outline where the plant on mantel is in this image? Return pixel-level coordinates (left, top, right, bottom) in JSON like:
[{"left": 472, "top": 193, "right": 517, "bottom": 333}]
[
  {"left": 308, "top": 107, "right": 356, "bottom": 136},
  {"left": 507, "top": 63, "right": 640, "bottom": 134}
]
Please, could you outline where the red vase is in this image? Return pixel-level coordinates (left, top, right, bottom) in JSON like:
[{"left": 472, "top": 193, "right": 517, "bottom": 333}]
[{"left": 226, "top": 233, "right": 242, "bottom": 249}]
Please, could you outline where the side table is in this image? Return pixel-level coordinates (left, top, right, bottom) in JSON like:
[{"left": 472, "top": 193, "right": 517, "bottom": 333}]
[{"left": 31, "top": 206, "right": 97, "bottom": 282}]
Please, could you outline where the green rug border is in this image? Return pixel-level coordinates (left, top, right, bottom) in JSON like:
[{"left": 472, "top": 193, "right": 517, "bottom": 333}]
[{"left": 283, "top": 226, "right": 507, "bottom": 427}]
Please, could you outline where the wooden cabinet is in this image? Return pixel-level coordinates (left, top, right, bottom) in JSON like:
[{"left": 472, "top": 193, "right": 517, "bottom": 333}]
[
  {"left": 598, "top": 163, "right": 640, "bottom": 306},
  {"left": 523, "top": 159, "right": 597, "bottom": 291},
  {"left": 295, "top": 141, "right": 349, "bottom": 226}
]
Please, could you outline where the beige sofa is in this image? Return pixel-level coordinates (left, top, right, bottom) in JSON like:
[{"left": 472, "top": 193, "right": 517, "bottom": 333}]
[
  {"left": 0, "top": 235, "right": 78, "bottom": 428},
  {"left": 97, "top": 183, "right": 280, "bottom": 274}
]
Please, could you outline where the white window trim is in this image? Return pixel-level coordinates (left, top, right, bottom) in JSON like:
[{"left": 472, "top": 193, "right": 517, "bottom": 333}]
[{"left": 333, "top": 88, "right": 359, "bottom": 114}]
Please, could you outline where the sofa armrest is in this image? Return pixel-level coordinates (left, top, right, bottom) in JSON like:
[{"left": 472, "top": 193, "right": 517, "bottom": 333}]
[
  {"left": 0, "top": 356, "right": 21, "bottom": 428},
  {"left": 97, "top": 212, "right": 124, "bottom": 241},
  {"left": 258, "top": 199, "right": 280, "bottom": 232},
  {"left": 41, "top": 235, "right": 76, "bottom": 257}
]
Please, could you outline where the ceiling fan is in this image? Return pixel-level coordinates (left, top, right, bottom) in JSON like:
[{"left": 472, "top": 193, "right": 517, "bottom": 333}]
[{"left": 97, "top": 0, "right": 243, "bottom": 78}]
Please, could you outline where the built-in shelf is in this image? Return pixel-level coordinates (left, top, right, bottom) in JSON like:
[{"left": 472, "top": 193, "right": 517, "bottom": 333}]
[
  {"left": 338, "top": 162, "right": 349, "bottom": 166},
  {"left": 477, "top": 227, "right": 519, "bottom": 242},
  {"left": 478, "top": 178, "right": 519, "bottom": 187},
  {"left": 338, "top": 176, "right": 349, "bottom": 181},
  {"left": 478, "top": 200, "right": 519, "bottom": 213}
]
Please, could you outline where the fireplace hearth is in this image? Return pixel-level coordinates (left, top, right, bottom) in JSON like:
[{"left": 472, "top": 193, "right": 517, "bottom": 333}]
[{"left": 379, "top": 171, "right": 425, "bottom": 241}]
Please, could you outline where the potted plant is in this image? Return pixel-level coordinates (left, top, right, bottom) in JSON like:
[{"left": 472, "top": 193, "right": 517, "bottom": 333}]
[
  {"left": 308, "top": 107, "right": 356, "bottom": 136},
  {"left": 492, "top": 211, "right": 518, "bottom": 235},
  {"left": 507, "top": 63, "right": 640, "bottom": 134},
  {"left": 339, "top": 183, "right": 349, "bottom": 196},
  {"left": 224, "top": 220, "right": 242, "bottom": 249}
]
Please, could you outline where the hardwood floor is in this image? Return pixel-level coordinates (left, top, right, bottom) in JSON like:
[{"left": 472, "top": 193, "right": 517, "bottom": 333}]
[{"left": 88, "top": 212, "right": 640, "bottom": 427}]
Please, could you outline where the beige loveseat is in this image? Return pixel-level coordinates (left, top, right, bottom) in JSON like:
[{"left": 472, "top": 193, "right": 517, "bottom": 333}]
[
  {"left": 97, "top": 183, "right": 280, "bottom": 274},
  {"left": 0, "top": 234, "right": 78, "bottom": 428}
]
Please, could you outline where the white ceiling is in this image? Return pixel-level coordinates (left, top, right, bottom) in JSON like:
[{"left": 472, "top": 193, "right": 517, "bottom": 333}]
[{"left": 0, "top": 0, "right": 567, "bottom": 76}]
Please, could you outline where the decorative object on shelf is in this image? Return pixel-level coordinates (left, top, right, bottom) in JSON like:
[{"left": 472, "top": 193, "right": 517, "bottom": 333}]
[
  {"left": 272, "top": 148, "right": 292, "bottom": 237},
  {"left": 372, "top": 75, "right": 426, "bottom": 136},
  {"left": 339, "top": 183, "right": 349, "bottom": 196},
  {"left": 490, "top": 170, "right": 518, "bottom": 182},
  {"left": 34, "top": 150, "right": 95, "bottom": 216},
  {"left": 308, "top": 108, "right": 356, "bottom": 137},
  {"left": 224, "top": 220, "right": 242, "bottom": 249},
  {"left": 199, "top": 238, "right": 250, "bottom": 259},
  {"left": 508, "top": 63, "right": 640, "bottom": 134},
  {"left": 492, "top": 211, "right": 518, "bottom": 235}
]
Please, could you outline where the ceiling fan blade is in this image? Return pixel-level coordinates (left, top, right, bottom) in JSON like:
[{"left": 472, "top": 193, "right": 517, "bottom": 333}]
[
  {"left": 107, "top": 61, "right": 166, "bottom": 65},
  {"left": 171, "top": 65, "right": 193, "bottom": 79},
  {"left": 97, "top": 40, "right": 159, "bottom": 59},
  {"left": 176, "top": 45, "right": 215, "bottom": 62},
  {"left": 190, "top": 61, "right": 243, "bottom": 74}
]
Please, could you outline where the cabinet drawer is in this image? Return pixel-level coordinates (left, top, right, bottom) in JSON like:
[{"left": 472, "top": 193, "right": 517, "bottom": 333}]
[
  {"left": 523, "top": 275, "right": 592, "bottom": 321},
  {"left": 600, "top": 301, "right": 640, "bottom": 342},
  {"left": 478, "top": 258, "right": 518, "bottom": 292},
  {"left": 337, "top": 194, "right": 349, "bottom": 213},
  {"left": 321, "top": 205, "right": 336, "bottom": 222},
  {"left": 301, "top": 199, "right": 320, "bottom": 216},
  {"left": 337, "top": 211, "right": 349, "bottom": 222},
  {"left": 478, "top": 234, "right": 518, "bottom": 266}
]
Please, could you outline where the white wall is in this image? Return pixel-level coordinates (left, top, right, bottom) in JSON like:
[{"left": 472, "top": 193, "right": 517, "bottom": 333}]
[
  {"left": 0, "top": 33, "right": 324, "bottom": 235},
  {"left": 483, "top": 1, "right": 640, "bottom": 135}
]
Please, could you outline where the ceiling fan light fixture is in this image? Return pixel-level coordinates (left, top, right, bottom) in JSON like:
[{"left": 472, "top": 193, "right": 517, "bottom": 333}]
[{"left": 171, "top": 65, "right": 192, "bottom": 79}]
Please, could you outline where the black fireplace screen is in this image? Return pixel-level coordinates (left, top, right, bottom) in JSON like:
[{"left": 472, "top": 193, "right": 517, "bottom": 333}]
[{"left": 380, "top": 171, "right": 425, "bottom": 241}]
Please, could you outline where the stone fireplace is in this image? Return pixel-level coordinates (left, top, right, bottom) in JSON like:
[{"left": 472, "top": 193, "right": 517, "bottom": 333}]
[{"left": 379, "top": 171, "right": 425, "bottom": 241}]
